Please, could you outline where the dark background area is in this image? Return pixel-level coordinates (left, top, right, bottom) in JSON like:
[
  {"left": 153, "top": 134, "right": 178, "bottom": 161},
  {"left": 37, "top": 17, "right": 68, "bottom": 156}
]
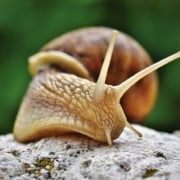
[{"left": 0, "top": 0, "right": 180, "bottom": 135}]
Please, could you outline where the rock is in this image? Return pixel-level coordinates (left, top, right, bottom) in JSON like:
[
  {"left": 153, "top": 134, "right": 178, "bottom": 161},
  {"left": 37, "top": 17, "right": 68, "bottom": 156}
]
[{"left": 0, "top": 125, "right": 180, "bottom": 180}]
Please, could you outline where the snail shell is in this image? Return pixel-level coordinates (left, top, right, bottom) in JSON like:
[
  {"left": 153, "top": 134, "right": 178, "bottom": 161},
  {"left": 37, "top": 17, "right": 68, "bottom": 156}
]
[{"left": 13, "top": 27, "right": 180, "bottom": 145}]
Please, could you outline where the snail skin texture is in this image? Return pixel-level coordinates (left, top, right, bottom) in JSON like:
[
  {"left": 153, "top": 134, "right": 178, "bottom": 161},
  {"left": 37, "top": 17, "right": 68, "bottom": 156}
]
[{"left": 13, "top": 27, "right": 180, "bottom": 146}]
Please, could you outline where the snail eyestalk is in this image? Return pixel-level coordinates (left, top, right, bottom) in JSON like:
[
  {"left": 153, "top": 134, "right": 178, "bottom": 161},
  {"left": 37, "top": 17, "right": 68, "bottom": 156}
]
[
  {"left": 115, "top": 51, "right": 180, "bottom": 99},
  {"left": 93, "top": 30, "right": 119, "bottom": 102}
]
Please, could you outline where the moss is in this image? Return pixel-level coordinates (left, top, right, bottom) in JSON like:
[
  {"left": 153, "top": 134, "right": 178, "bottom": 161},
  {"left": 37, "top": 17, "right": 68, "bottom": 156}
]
[
  {"left": 34, "top": 157, "right": 54, "bottom": 171},
  {"left": 23, "top": 163, "right": 41, "bottom": 176},
  {"left": 23, "top": 163, "right": 30, "bottom": 170},
  {"left": 143, "top": 169, "right": 159, "bottom": 178},
  {"left": 22, "top": 158, "right": 54, "bottom": 176},
  {"left": 57, "top": 165, "right": 66, "bottom": 171}
]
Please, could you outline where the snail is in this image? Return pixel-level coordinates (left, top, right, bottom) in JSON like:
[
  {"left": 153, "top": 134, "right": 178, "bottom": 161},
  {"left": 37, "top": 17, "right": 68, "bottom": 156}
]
[{"left": 13, "top": 27, "right": 180, "bottom": 146}]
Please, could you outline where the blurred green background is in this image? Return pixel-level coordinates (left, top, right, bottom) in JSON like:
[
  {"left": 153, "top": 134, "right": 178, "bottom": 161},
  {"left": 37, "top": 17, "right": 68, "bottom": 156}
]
[{"left": 0, "top": 0, "right": 180, "bottom": 135}]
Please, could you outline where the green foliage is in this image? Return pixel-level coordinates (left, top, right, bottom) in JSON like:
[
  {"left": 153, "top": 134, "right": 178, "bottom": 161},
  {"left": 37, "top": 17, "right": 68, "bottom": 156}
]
[{"left": 0, "top": 0, "right": 179, "bottom": 134}]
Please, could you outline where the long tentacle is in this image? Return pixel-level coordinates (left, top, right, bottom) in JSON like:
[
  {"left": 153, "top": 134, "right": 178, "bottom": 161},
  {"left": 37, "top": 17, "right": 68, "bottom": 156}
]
[
  {"left": 93, "top": 30, "right": 119, "bottom": 102},
  {"left": 115, "top": 51, "right": 180, "bottom": 99}
]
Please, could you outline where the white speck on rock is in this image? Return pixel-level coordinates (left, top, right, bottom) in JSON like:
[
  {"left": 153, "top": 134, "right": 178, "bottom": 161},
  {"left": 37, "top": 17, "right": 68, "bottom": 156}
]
[
  {"left": 0, "top": 125, "right": 180, "bottom": 180},
  {"left": 39, "top": 151, "right": 49, "bottom": 157}
]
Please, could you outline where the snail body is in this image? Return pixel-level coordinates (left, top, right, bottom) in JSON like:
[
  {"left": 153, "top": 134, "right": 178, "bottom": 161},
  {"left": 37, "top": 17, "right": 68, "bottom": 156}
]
[{"left": 13, "top": 27, "right": 180, "bottom": 146}]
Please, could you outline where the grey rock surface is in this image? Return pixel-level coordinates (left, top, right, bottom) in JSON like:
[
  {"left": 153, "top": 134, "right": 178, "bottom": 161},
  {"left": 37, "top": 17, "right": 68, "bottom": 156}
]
[{"left": 0, "top": 125, "right": 180, "bottom": 180}]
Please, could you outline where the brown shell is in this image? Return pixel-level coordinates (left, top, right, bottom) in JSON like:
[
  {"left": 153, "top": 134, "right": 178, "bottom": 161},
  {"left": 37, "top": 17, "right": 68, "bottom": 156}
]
[{"left": 42, "top": 27, "right": 158, "bottom": 123}]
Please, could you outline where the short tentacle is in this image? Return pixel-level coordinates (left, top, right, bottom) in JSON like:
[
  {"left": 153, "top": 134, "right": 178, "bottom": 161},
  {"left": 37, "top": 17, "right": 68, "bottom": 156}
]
[
  {"left": 29, "top": 50, "right": 93, "bottom": 80},
  {"left": 105, "top": 128, "right": 113, "bottom": 146}
]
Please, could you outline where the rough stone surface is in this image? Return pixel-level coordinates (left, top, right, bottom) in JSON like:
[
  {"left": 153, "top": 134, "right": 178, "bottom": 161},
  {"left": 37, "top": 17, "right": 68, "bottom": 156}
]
[{"left": 0, "top": 125, "right": 180, "bottom": 180}]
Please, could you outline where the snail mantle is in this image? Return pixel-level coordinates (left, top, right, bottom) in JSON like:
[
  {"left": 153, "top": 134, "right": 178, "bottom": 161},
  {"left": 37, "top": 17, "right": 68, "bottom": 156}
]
[{"left": 0, "top": 125, "right": 180, "bottom": 179}]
